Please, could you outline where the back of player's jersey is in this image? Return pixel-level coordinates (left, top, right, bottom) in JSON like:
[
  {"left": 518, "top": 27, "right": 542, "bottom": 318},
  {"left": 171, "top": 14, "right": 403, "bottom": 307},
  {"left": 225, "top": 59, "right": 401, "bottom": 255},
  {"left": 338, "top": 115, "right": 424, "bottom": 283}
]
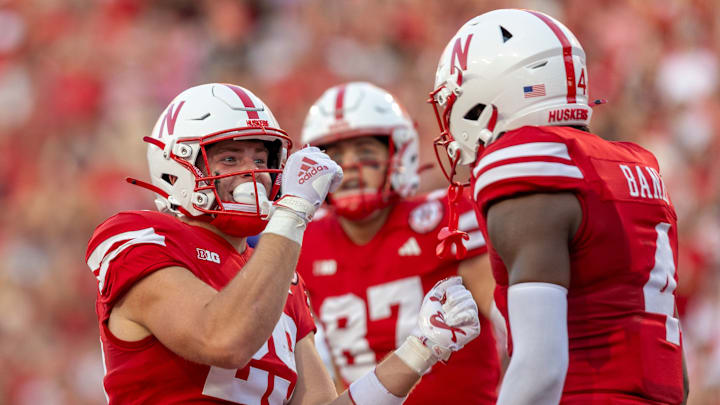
[{"left": 474, "top": 126, "right": 683, "bottom": 404}]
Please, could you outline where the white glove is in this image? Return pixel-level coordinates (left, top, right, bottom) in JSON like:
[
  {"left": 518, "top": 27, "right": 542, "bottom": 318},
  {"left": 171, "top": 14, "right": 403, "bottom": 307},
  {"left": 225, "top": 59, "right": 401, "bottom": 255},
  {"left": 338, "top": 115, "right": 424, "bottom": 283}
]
[
  {"left": 263, "top": 146, "right": 343, "bottom": 244},
  {"left": 394, "top": 276, "right": 480, "bottom": 375},
  {"left": 276, "top": 146, "right": 343, "bottom": 220},
  {"left": 417, "top": 276, "right": 480, "bottom": 360}
]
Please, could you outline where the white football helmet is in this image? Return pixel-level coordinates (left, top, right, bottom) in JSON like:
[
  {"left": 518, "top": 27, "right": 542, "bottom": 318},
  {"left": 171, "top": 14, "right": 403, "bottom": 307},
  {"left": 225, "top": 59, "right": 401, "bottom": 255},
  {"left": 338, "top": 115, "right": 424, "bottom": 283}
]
[
  {"left": 301, "top": 82, "right": 419, "bottom": 219},
  {"left": 129, "top": 83, "right": 292, "bottom": 237},
  {"left": 430, "top": 9, "right": 592, "bottom": 185}
]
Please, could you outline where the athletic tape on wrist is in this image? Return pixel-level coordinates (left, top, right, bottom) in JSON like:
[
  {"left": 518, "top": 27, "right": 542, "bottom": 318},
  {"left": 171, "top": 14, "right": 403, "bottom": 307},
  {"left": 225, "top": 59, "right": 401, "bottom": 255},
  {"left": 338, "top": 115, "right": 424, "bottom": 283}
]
[
  {"left": 263, "top": 208, "right": 306, "bottom": 245},
  {"left": 348, "top": 369, "right": 406, "bottom": 405},
  {"left": 394, "top": 335, "right": 438, "bottom": 375},
  {"left": 275, "top": 196, "right": 316, "bottom": 221}
]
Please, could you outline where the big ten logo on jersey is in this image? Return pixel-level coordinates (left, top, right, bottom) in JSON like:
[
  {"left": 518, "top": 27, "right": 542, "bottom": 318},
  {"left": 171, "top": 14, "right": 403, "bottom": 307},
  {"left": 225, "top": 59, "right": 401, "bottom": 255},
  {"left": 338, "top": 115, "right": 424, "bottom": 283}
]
[
  {"left": 203, "top": 313, "right": 298, "bottom": 404},
  {"left": 196, "top": 248, "right": 220, "bottom": 264}
]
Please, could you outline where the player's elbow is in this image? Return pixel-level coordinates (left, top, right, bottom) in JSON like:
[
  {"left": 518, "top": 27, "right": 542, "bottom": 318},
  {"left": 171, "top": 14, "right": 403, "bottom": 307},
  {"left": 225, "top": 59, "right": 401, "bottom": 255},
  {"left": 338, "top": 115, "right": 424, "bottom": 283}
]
[
  {"left": 519, "top": 345, "right": 568, "bottom": 385},
  {"left": 201, "top": 338, "right": 255, "bottom": 369},
  {"left": 499, "top": 351, "right": 568, "bottom": 404},
  {"left": 537, "top": 356, "right": 569, "bottom": 392},
  {"left": 536, "top": 341, "right": 569, "bottom": 388},
  {"left": 197, "top": 328, "right": 261, "bottom": 369}
]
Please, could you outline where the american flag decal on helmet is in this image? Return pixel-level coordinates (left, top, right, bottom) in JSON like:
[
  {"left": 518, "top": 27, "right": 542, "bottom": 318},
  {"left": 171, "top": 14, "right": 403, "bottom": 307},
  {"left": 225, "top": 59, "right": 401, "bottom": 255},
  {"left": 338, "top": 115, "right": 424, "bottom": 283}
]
[{"left": 523, "top": 84, "right": 546, "bottom": 98}]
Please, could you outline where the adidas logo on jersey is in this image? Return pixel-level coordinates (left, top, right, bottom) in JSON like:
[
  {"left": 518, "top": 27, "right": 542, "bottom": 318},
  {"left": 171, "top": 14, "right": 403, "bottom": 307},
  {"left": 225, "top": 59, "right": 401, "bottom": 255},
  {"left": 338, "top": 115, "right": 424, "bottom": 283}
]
[
  {"left": 298, "top": 157, "right": 329, "bottom": 184},
  {"left": 398, "top": 237, "right": 421, "bottom": 256}
]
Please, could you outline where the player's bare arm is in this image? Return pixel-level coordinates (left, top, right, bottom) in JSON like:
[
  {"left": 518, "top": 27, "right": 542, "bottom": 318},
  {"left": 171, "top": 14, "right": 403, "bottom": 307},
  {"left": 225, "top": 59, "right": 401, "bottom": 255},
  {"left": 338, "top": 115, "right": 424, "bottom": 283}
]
[
  {"left": 109, "top": 232, "right": 302, "bottom": 368},
  {"left": 458, "top": 254, "right": 495, "bottom": 319},
  {"left": 486, "top": 192, "right": 581, "bottom": 405},
  {"left": 458, "top": 254, "right": 507, "bottom": 365},
  {"left": 486, "top": 192, "right": 581, "bottom": 287}
]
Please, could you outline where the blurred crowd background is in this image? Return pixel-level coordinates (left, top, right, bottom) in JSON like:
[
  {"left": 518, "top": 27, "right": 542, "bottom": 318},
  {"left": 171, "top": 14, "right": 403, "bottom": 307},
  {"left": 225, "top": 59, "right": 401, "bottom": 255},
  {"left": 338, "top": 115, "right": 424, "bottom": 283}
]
[{"left": 0, "top": 0, "right": 718, "bottom": 403}]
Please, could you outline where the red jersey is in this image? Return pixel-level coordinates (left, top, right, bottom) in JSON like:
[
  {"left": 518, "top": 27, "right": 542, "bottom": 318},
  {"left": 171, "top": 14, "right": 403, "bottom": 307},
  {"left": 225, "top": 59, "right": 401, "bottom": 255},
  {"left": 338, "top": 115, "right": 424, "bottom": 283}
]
[
  {"left": 297, "top": 190, "right": 500, "bottom": 405},
  {"left": 86, "top": 210, "right": 316, "bottom": 404},
  {"left": 471, "top": 126, "right": 683, "bottom": 404}
]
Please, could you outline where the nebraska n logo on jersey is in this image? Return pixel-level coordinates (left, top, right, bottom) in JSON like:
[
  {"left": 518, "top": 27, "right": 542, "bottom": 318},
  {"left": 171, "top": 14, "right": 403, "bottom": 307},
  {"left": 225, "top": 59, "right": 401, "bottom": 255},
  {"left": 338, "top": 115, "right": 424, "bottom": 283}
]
[{"left": 298, "top": 157, "right": 329, "bottom": 184}]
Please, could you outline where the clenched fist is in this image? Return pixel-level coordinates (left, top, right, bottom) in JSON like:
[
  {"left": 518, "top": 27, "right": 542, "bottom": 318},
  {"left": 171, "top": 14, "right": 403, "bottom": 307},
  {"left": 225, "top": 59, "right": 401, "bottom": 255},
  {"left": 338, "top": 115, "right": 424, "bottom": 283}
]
[
  {"left": 276, "top": 146, "right": 343, "bottom": 221},
  {"left": 417, "top": 276, "right": 480, "bottom": 361},
  {"left": 263, "top": 146, "right": 343, "bottom": 244},
  {"left": 394, "top": 276, "right": 480, "bottom": 375}
]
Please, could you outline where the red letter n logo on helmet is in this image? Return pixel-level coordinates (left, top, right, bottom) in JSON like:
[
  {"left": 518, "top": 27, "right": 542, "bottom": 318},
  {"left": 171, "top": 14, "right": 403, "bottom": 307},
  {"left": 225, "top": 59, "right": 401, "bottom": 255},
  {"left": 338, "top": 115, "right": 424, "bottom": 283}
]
[
  {"left": 161, "top": 101, "right": 185, "bottom": 136},
  {"left": 450, "top": 34, "right": 473, "bottom": 75}
]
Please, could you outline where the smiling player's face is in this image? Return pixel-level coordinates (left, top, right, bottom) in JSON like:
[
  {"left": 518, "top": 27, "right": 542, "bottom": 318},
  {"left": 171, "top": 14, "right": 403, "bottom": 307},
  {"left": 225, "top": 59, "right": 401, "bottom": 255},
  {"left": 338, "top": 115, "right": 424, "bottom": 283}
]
[{"left": 204, "top": 139, "right": 272, "bottom": 201}]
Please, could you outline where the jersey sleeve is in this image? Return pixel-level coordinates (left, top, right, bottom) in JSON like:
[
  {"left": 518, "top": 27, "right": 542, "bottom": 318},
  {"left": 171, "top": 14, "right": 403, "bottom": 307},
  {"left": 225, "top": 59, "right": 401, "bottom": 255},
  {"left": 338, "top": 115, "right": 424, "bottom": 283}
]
[
  {"left": 472, "top": 127, "right": 586, "bottom": 214},
  {"left": 289, "top": 274, "right": 317, "bottom": 342},
  {"left": 86, "top": 212, "right": 185, "bottom": 320}
]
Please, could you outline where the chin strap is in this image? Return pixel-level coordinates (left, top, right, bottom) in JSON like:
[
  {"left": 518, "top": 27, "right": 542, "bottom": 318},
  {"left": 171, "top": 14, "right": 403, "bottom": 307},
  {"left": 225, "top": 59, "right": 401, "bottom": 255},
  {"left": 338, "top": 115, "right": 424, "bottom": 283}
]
[{"left": 436, "top": 184, "right": 469, "bottom": 259}]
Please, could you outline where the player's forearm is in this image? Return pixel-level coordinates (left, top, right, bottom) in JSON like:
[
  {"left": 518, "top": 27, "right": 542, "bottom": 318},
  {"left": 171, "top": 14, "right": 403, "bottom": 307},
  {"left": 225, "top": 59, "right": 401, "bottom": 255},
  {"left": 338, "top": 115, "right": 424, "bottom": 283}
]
[
  {"left": 322, "top": 354, "right": 419, "bottom": 405},
  {"left": 458, "top": 254, "right": 496, "bottom": 319},
  {"left": 497, "top": 282, "right": 568, "bottom": 405},
  {"left": 201, "top": 233, "right": 300, "bottom": 367},
  {"left": 372, "top": 353, "right": 422, "bottom": 396}
]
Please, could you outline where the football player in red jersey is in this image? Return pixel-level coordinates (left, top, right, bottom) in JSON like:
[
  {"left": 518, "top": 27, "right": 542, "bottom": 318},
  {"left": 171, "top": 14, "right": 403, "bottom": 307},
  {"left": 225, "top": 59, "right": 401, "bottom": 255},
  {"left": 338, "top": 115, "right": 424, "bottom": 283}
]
[
  {"left": 429, "top": 9, "right": 689, "bottom": 405},
  {"left": 86, "top": 83, "right": 482, "bottom": 405},
  {"left": 296, "top": 82, "right": 502, "bottom": 404}
]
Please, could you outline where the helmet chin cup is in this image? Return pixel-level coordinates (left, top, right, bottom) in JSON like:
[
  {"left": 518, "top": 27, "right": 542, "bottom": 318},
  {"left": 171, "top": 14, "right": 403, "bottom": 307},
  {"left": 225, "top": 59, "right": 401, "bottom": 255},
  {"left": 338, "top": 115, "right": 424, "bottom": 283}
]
[
  {"left": 331, "top": 190, "right": 394, "bottom": 221},
  {"left": 210, "top": 214, "right": 268, "bottom": 237}
]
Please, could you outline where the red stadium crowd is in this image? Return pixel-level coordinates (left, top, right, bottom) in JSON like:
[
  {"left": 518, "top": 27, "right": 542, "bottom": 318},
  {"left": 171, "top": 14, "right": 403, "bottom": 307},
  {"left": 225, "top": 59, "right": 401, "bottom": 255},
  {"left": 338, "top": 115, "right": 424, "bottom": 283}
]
[{"left": 0, "top": 0, "right": 717, "bottom": 403}]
